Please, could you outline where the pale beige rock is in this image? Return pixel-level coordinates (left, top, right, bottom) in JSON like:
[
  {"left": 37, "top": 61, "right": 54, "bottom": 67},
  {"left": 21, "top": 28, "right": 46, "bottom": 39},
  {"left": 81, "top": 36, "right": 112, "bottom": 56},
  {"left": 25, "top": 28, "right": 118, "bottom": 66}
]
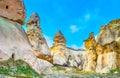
[
  {"left": 51, "top": 45, "right": 67, "bottom": 65},
  {"left": 97, "top": 19, "right": 120, "bottom": 45},
  {"left": 0, "top": 51, "right": 9, "bottom": 61},
  {"left": 95, "top": 19, "right": 120, "bottom": 73},
  {"left": 83, "top": 32, "right": 97, "bottom": 72},
  {"left": 0, "top": 0, "right": 26, "bottom": 24},
  {"left": 51, "top": 30, "right": 85, "bottom": 68},
  {"left": 26, "top": 13, "right": 51, "bottom": 55},
  {"left": 0, "top": 17, "right": 52, "bottom": 74},
  {"left": 96, "top": 52, "right": 117, "bottom": 73}
]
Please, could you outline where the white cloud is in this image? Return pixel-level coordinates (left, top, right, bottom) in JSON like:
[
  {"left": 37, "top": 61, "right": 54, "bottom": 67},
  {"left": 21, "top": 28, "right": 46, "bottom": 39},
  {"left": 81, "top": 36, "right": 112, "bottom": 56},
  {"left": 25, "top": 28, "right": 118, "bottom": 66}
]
[
  {"left": 70, "top": 25, "right": 80, "bottom": 33},
  {"left": 44, "top": 35, "right": 54, "bottom": 47}
]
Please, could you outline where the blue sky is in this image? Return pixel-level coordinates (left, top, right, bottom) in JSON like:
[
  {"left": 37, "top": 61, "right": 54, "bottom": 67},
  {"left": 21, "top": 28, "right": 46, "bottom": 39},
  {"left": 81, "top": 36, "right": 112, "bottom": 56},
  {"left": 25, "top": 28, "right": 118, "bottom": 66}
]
[{"left": 23, "top": 0, "right": 120, "bottom": 49}]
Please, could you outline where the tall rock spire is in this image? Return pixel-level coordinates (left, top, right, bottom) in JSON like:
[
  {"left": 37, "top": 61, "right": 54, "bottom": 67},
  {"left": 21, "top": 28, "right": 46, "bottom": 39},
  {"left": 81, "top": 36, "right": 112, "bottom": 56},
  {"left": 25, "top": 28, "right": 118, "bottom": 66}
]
[
  {"left": 54, "top": 30, "right": 66, "bottom": 46},
  {"left": 26, "top": 13, "right": 51, "bottom": 55},
  {"left": 0, "top": 0, "right": 26, "bottom": 24},
  {"left": 26, "top": 12, "right": 40, "bottom": 28}
]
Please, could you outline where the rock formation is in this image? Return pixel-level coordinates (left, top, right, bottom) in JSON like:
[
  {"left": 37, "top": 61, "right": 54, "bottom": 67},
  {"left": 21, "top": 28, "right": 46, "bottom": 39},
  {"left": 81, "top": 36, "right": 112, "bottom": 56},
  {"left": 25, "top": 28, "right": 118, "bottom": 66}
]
[
  {"left": 50, "top": 30, "right": 67, "bottom": 65},
  {"left": 95, "top": 19, "right": 120, "bottom": 73},
  {"left": 84, "top": 19, "right": 120, "bottom": 73},
  {"left": 83, "top": 32, "right": 97, "bottom": 72},
  {"left": 26, "top": 13, "right": 51, "bottom": 55},
  {"left": 0, "top": 0, "right": 52, "bottom": 74},
  {"left": 97, "top": 19, "right": 120, "bottom": 45},
  {"left": 54, "top": 30, "right": 66, "bottom": 46},
  {"left": 26, "top": 13, "right": 53, "bottom": 63},
  {"left": 50, "top": 30, "right": 85, "bottom": 68},
  {"left": 0, "top": 0, "right": 26, "bottom": 24}
]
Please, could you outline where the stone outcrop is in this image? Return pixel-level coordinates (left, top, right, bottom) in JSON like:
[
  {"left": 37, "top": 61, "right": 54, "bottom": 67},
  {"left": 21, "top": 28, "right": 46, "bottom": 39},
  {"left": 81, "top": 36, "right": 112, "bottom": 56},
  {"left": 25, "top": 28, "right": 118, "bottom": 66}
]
[
  {"left": 0, "top": 1, "right": 52, "bottom": 74},
  {"left": 0, "top": 17, "right": 52, "bottom": 74},
  {"left": 26, "top": 13, "right": 52, "bottom": 63},
  {"left": 83, "top": 32, "right": 97, "bottom": 72},
  {"left": 0, "top": 0, "right": 26, "bottom": 24},
  {"left": 54, "top": 30, "right": 66, "bottom": 46},
  {"left": 97, "top": 19, "right": 120, "bottom": 45},
  {"left": 84, "top": 19, "right": 120, "bottom": 73},
  {"left": 26, "top": 13, "right": 51, "bottom": 55},
  {"left": 50, "top": 30, "right": 67, "bottom": 65},
  {"left": 95, "top": 19, "right": 120, "bottom": 73},
  {"left": 50, "top": 30, "right": 85, "bottom": 68}
]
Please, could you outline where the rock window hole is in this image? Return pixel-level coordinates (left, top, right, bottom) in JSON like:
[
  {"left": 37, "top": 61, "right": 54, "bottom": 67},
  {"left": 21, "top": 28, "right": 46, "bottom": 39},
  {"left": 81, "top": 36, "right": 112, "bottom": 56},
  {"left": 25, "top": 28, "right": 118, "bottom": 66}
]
[{"left": 6, "top": 5, "right": 9, "bottom": 9}]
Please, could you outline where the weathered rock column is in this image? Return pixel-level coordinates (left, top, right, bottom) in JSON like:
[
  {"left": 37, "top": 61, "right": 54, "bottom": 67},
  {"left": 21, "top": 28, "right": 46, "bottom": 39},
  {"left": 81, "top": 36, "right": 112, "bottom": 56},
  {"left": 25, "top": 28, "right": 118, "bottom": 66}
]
[
  {"left": 50, "top": 30, "right": 67, "bottom": 65},
  {"left": 83, "top": 32, "right": 97, "bottom": 72}
]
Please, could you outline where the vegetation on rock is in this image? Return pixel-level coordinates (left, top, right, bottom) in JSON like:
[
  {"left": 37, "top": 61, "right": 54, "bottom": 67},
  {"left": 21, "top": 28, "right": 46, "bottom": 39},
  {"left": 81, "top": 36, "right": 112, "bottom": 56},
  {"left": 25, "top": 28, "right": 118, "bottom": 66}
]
[{"left": 0, "top": 58, "right": 42, "bottom": 78}]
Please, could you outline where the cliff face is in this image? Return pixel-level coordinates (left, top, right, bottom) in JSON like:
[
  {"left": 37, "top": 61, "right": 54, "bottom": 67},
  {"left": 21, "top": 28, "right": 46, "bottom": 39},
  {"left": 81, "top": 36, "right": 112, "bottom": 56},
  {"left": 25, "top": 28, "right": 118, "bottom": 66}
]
[
  {"left": 95, "top": 19, "right": 120, "bottom": 73},
  {"left": 84, "top": 19, "right": 120, "bottom": 73},
  {"left": 97, "top": 19, "right": 120, "bottom": 45},
  {"left": 50, "top": 30, "right": 85, "bottom": 68},
  {"left": 0, "top": 16, "right": 53, "bottom": 74},
  {"left": 0, "top": 0, "right": 52, "bottom": 74}
]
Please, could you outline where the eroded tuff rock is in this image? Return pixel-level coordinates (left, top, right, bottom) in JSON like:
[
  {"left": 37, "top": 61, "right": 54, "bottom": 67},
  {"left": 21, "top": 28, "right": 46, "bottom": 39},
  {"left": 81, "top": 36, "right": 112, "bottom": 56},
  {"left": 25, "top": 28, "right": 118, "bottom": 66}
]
[
  {"left": 96, "top": 19, "right": 120, "bottom": 73},
  {"left": 83, "top": 32, "right": 97, "bottom": 72},
  {"left": 0, "top": 17, "right": 52, "bottom": 74},
  {"left": 97, "top": 19, "right": 120, "bottom": 45},
  {"left": 51, "top": 30, "right": 67, "bottom": 65},
  {"left": 26, "top": 13, "right": 51, "bottom": 55},
  {"left": 84, "top": 19, "right": 120, "bottom": 73},
  {"left": 0, "top": 0, "right": 26, "bottom": 24},
  {"left": 26, "top": 13, "right": 52, "bottom": 63},
  {"left": 51, "top": 30, "right": 85, "bottom": 68},
  {"left": 54, "top": 30, "right": 66, "bottom": 46},
  {"left": 95, "top": 41, "right": 120, "bottom": 73}
]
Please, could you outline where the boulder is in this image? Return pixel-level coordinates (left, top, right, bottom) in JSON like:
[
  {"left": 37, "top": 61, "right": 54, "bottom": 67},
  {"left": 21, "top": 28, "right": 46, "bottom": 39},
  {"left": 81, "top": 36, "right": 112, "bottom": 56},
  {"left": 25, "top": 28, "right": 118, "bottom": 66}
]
[{"left": 0, "top": 0, "right": 26, "bottom": 24}]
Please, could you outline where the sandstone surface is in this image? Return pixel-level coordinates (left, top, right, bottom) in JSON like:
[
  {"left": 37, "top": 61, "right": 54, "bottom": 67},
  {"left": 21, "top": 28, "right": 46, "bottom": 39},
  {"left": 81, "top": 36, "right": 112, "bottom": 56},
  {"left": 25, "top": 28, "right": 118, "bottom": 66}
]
[
  {"left": 0, "top": 17, "right": 52, "bottom": 74},
  {"left": 0, "top": 0, "right": 26, "bottom": 24},
  {"left": 26, "top": 13, "right": 51, "bottom": 56},
  {"left": 51, "top": 30, "right": 85, "bottom": 68}
]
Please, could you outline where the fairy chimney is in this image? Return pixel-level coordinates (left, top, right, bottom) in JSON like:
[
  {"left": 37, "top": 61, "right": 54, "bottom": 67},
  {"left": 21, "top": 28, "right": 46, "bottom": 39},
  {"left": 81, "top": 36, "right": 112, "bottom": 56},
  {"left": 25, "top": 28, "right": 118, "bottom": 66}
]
[{"left": 54, "top": 30, "right": 66, "bottom": 46}]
